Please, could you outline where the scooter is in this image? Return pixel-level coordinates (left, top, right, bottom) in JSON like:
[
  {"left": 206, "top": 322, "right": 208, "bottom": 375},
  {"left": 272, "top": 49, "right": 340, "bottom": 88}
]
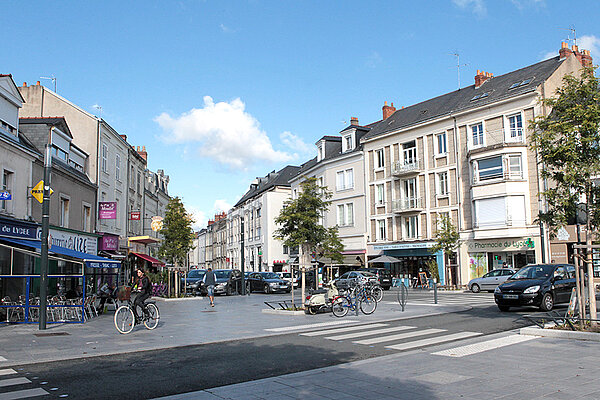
[{"left": 304, "top": 281, "right": 340, "bottom": 315}]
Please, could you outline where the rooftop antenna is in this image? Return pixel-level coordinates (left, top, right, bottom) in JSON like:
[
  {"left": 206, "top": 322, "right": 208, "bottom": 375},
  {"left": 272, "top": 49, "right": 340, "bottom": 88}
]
[
  {"left": 40, "top": 75, "right": 56, "bottom": 92},
  {"left": 450, "top": 52, "right": 468, "bottom": 90},
  {"left": 563, "top": 25, "right": 577, "bottom": 46},
  {"left": 92, "top": 104, "right": 103, "bottom": 118}
]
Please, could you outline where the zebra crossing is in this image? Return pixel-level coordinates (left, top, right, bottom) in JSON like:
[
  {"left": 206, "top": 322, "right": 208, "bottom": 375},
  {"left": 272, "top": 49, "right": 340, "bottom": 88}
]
[
  {"left": 387, "top": 292, "right": 497, "bottom": 307},
  {"left": 0, "top": 368, "right": 49, "bottom": 400},
  {"left": 299, "top": 322, "right": 482, "bottom": 351}
]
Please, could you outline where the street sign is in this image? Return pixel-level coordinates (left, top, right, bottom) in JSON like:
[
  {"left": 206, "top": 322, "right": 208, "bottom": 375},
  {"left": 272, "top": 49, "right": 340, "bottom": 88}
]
[
  {"left": 130, "top": 211, "right": 141, "bottom": 220},
  {"left": 0, "top": 191, "right": 11, "bottom": 200},
  {"left": 31, "top": 180, "right": 53, "bottom": 204}
]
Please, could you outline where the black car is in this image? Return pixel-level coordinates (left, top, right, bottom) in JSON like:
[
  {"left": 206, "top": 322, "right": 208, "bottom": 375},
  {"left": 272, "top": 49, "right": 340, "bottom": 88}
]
[
  {"left": 334, "top": 271, "right": 379, "bottom": 289},
  {"left": 494, "top": 263, "right": 576, "bottom": 312},
  {"left": 246, "top": 272, "right": 291, "bottom": 294},
  {"left": 213, "top": 269, "right": 242, "bottom": 295},
  {"left": 182, "top": 269, "right": 207, "bottom": 296},
  {"left": 361, "top": 268, "right": 393, "bottom": 290}
]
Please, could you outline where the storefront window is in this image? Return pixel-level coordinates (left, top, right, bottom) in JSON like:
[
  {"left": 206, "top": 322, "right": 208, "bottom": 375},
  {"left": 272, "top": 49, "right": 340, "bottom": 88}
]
[
  {"left": 0, "top": 246, "right": 10, "bottom": 275},
  {"left": 12, "top": 251, "right": 36, "bottom": 275}
]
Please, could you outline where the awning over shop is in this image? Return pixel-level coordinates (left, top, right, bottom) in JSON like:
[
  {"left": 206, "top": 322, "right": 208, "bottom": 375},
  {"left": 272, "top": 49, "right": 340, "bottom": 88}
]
[
  {"left": 0, "top": 237, "right": 121, "bottom": 269},
  {"left": 128, "top": 236, "right": 160, "bottom": 245},
  {"left": 130, "top": 251, "right": 164, "bottom": 266},
  {"left": 317, "top": 254, "right": 365, "bottom": 266}
]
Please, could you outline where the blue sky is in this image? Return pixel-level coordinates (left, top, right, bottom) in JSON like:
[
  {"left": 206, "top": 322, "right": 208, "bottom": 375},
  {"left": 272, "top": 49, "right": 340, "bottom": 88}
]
[{"left": 3, "top": 0, "right": 599, "bottom": 228}]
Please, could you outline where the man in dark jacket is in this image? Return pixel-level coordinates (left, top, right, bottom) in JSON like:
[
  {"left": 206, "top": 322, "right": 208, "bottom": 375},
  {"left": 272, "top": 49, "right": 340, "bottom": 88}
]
[
  {"left": 204, "top": 267, "right": 216, "bottom": 307},
  {"left": 133, "top": 268, "right": 152, "bottom": 322}
]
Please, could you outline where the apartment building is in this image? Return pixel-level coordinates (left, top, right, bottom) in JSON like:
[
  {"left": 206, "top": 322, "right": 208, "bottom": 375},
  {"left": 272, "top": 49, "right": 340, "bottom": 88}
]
[{"left": 361, "top": 42, "right": 592, "bottom": 286}]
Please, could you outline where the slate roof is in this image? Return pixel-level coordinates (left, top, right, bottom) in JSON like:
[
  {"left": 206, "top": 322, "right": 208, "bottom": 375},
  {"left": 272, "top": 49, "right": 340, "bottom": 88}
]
[
  {"left": 20, "top": 117, "right": 73, "bottom": 138},
  {"left": 363, "top": 56, "right": 565, "bottom": 141},
  {"left": 234, "top": 165, "right": 301, "bottom": 207}
]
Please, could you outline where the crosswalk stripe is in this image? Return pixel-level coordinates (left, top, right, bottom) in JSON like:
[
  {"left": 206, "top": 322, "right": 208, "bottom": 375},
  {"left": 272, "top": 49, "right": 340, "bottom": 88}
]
[
  {"left": 0, "top": 370, "right": 17, "bottom": 377},
  {"left": 432, "top": 334, "right": 537, "bottom": 358},
  {"left": 264, "top": 320, "right": 355, "bottom": 332},
  {"left": 0, "top": 388, "right": 49, "bottom": 400},
  {"left": 325, "top": 326, "right": 416, "bottom": 341},
  {"left": 354, "top": 328, "right": 446, "bottom": 345},
  {"left": 386, "top": 331, "right": 482, "bottom": 351},
  {"left": 300, "top": 323, "right": 388, "bottom": 337},
  {"left": 0, "top": 378, "right": 31, "bottom": 388},
  {"left": 0, "top": 357, "right": 6, "bottom": 362}
]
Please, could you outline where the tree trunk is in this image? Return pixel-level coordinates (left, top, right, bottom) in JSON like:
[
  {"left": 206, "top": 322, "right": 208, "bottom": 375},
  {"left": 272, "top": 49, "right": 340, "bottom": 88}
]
[{"left": 300, "top": 243, "right": 310, "bottom": 309}]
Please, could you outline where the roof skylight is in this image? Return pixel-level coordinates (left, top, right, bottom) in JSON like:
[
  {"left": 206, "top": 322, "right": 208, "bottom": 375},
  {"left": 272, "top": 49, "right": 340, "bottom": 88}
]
[
  {"left": 471, "top": 92, "right": 489, "bottom": 101},
  {"left": 509, "top": 78, "right": 533, "bottom": 90}
]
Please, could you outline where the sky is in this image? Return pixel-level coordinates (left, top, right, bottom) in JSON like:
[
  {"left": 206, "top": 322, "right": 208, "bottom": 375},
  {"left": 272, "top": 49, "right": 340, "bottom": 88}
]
[{"left": 3, "top": 0, "right": 600, "bottom": 229}]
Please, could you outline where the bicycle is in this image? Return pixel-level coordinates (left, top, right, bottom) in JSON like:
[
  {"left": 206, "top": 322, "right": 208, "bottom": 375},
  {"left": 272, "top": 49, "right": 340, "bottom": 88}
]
[
  {"left": 331, "top": 282, "right": 377, "bottom": 317},
  {"left": 114, "top": 288, "right": 160, "bottom": 334},
  {"left": 365, "top": 281, "right": 384, "bottom": 303}
]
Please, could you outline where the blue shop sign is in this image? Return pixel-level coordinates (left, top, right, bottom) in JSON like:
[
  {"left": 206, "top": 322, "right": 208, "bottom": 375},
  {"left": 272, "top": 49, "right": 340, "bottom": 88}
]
[
  {"left": 0, "top": 218, "right": 38, "bottom": 239},
  {"left": 0, "top": 191, "right": 11, "bottom": 200}
]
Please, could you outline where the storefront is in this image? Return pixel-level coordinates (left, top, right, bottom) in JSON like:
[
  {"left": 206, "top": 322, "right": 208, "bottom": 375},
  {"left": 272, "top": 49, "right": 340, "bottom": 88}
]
[{"left": 370, "top": 242, "right": 444, "bottom": 285}]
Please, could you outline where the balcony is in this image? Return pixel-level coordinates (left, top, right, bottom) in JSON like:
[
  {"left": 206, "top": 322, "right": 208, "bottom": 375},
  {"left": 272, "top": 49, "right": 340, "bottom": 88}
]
[
  {"left": 391, "top": 197, "right": 423, "bottom": 213},
  {"left": 392, "top": 160, "right": 422, "bottom": 176}
]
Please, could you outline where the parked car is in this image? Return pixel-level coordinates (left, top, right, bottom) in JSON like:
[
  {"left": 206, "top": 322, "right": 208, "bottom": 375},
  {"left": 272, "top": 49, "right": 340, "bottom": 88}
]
[
  {"left": 468, "top": 268, "right": 515, "bottom": 293},
  {"left": 213, "top": 269, "right": 242, "bottom": 295},
  {"left": 182, "top": 269, "right": 207, "bottom": 296},
  {"left": 277, "top": 272, "right": 299, "bottom": 288},
  {"left": 494, "top": 264, "right": 576, "bottom": 312},
  {"left": 246, "top": 272, "right": 292, "bottom": 293},
  {"left": 334, "top": 271, "right": 379, "bottom": 289},
  {"left": 361, "top": 268, "right": 393, "bottom": 290}
]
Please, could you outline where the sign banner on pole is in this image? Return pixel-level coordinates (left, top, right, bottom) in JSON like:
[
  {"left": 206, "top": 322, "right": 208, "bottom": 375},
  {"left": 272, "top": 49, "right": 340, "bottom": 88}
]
[{"left": 99, "top": 202, "right": 117, "bottom": 219}]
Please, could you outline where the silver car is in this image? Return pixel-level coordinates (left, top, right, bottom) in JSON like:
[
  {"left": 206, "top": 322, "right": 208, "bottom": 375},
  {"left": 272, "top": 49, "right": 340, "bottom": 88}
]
[{"left": 468, "top": 269, "right": 515, "bottom": 293}]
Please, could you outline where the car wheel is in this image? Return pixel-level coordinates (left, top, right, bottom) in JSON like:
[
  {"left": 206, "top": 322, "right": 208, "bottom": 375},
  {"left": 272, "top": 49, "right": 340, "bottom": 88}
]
[
  {"left": 498, "top": 305, "right": 510, "bottom": 312},
  {"left": 471, "top": 283, "right": 480, "bottom": 293},
  {"left": 264, "top": 284, "right": 271, "bottom": 294},
  {"left": 540, "top": 293, "right": 554, "bottom": 311}
]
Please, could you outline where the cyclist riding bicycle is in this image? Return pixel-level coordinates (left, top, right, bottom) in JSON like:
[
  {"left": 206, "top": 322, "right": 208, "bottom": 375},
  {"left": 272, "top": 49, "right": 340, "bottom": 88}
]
[{"left": 132, "top": 268, "right": 152, "bottom": 323}]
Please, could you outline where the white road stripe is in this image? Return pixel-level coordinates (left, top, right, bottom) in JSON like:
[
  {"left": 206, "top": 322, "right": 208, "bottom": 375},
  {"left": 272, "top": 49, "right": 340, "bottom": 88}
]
[
  {"left": 265, "top": 320, "right": 355, "bottom": 332},
  {"left": 0, "top": 357, "right": 6, "bottom": 362},
  {"left": 386, "top": 331, "right": 482, "bottom": 351},
  {"left": 432, "top": 334, "right": 537, "bottom": 357},
  {"left": 325, "top": 326, "right": 416, "bottom": 341},
  {"left": 300, "top": 323, "right": 388, "bottom": 337},
  {"left": 0, "top": 369, "right": 17, "bottom": 376},
  {"left": 0, "top": 388, "right": 49, "bottom": 400},
  {"left": 0, "top": 377, "right": 31, "bottom": 388},
  {"left": 354, "top": 328, "right": 446, "bottom": 345}
]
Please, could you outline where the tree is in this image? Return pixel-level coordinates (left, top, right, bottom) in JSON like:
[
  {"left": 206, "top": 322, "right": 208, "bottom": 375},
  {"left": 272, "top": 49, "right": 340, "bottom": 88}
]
[
  {"left": 430, "top": 214, "right": 460, "bottom": 286},
  {"left": 275, "top": 177, "right": 344, "bottom": 307},
  {"left": 530, "top": 66, "right": 600, "bottom": 325}
]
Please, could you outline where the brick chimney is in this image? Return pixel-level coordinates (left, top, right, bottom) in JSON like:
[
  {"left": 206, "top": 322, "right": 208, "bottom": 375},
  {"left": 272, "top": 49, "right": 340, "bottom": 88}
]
[
  {"left": 120, "top": 134, "right": 127, "bottom": 142},
  {"left": 474, "top": 70, "right": 493, "bottom": 88},
  {"left": 581, "top": 49, "right": 593, "bottom": 67},
  {"left": 137, "top": 145, "right": 147, "bottom": 162},
  {"left": 350, "top": 117, "right": 359, "bottom": 126},
  {"left": 382, "top": 101, "right": 396, "bottom": 120},
  {"left": 558, "top": 42, "right": 594, "bottom": 67},
  {"left": 559, "top": 42, "right": 572, "bottom": 59}
]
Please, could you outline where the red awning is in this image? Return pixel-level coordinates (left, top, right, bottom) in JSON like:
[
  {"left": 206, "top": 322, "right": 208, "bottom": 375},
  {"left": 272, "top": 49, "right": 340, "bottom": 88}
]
[{"left": 131, "top": 252, "right": 164, "bottom": 266}]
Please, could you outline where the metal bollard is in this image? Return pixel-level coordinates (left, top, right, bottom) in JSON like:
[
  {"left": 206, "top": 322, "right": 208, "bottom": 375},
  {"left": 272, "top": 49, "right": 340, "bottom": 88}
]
[{"left": 434, "top": 278, "right": 438, "bottom": 304}]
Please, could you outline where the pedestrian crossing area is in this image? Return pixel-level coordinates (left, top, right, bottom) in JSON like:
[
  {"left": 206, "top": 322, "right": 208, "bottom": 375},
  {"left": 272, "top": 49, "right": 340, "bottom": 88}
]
[
  {"left": 0, "top": 369, "right": 49, "bottom": 400},
  {"left": 388, "top": 292, "right": 497, "bottom": 307}
]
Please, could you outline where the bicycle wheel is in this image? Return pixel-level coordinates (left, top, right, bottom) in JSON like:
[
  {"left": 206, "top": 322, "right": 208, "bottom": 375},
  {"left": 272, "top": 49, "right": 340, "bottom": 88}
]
[
  {"left": 360, "top": 295, "right": 377, "bottom": 315},
  {"left": 371, "top": 286, "right": 384, "bottom": 302},
  {"left": 114, "top": 306, "right": 135, "bottom": 334},
  {"left": 331, "top": 296, "right": 349, "bottom": 318},
  {"left": 143, "top": 303, "right": 160, "bottom": 330}
]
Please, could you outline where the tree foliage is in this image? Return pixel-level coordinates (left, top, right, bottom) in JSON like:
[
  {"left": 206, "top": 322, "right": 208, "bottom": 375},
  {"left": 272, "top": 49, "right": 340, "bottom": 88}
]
[
  {"left": 530, "top": 67, "right": 600, "bottom": 234},
  {"left": 430, "top": 214, "right": 460, "bottom": 257},
  {"left": 158, "top": 197, "right": 195, "bottom": 267}
]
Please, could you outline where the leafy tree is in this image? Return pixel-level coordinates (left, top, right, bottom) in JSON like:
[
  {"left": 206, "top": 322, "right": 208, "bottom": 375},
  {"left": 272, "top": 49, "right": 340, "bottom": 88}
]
[
  {"left": 275, "top": 177, "right": 344, "bottom": 305},
  {"left": 530, "top": 66, "right": 600, "bottom": 324},
  {"left": 159, "top": 197, "right": 195, "bottom": 269},
  {"left": 430, "top": 214, "right": 460, "bottom": 286}
]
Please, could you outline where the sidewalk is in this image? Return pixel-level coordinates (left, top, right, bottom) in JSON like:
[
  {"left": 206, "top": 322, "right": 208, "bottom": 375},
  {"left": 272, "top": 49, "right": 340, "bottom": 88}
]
[
  {"left": 155, "top": 330, "right": 600, "bottom": 400},
  {"left": 0, "top": 293, "right": 467, "bottom": 367}
]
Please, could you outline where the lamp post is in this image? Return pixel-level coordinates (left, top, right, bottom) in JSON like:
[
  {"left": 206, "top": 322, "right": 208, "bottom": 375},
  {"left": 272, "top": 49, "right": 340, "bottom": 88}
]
[{"left": 39, "top": 125, "right": 54, "bottom": 330}]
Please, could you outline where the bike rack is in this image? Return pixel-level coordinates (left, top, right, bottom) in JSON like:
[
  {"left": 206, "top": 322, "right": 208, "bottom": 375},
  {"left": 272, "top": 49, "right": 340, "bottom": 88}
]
[{"left": 264, "top": 299, "right": 302, "bottom": 311}]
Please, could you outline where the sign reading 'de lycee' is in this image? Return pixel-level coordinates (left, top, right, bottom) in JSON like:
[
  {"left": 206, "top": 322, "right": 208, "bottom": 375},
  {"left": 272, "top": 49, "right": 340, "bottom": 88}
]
[
  {"left": 0, "top": 219, "right": 37, "bottom": 239},
  {"left": 99, "top": 202, "right": 117, "bottom": 219}
]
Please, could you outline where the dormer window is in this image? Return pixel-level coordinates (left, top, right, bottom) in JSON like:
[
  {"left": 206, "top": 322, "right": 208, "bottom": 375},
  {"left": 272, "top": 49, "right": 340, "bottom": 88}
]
[
  {"left": 317, "top": 143, "right": 324, "bottom": 161},
  {"left": 342, "top": 133, "right": 354, "bottom": 152}
]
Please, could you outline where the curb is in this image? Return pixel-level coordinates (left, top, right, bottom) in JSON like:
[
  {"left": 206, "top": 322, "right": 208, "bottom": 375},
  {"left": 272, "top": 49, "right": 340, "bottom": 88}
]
[
  {"left": 520, "top": 326, "right": 600, "bottom": 342},
  {"left": 261, "top": 309, "right": 306, "bottom": 316},
  {"left": 151, "top": 296, "right": 203, "bottom": 302}
]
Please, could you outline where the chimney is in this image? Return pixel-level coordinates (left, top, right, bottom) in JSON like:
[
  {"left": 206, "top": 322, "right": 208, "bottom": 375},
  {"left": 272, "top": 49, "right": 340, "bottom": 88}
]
[
  {"left": 559, "top": 42, "right": 573, "bottom": 59},
  {"left": 36, "top": 81, "right": 40, "bottom": 86},
  {"left": 382, "top": 101, "right": 397, "bottom": 120},
  {"left": 581, "top": 49, "right": 593, "bottom": 67},
  {"left": 350, "top": 117, "right": 359, "bottom": 126},
  {"left": 137, "top": 145, "right": 147, "bottom": 162},
  {"left": 120, "top": 134, "right": 127, "bottom": 142},
  {"left": 22, "top": 82, "right": 27, "bottom": 87},
  {"left": 474, "top": 70, "right": 493, "bottom": 88}
]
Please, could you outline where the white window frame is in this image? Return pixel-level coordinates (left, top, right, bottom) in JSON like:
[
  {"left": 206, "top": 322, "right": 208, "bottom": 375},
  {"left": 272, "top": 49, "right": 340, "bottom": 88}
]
[
  {"left": 59, "top": 195, "right": 70, "bottom": 228},
  {"left": 375, "top": 148, "right": 385, "bottom": 170},
  {"left": 470, "top": 122, "right": 484, "bottom": 148},
  {"left": 506, "top": 154, "right": 523, "bottom": 179},
  {"left": 436, "top": 132, "right": 447, "bottom": 155},
  {"left": 1, "top": 169, "right": 14, "bottom": 212},
  {"left": 405, "top": 215, "right": 419, "bottom": 239},
  {"left": 403, "top": 142, "right": 417, "bottom": 164},
  {"left": 342, "top": 133, "right": 354, "bottom": 152},
  {"left": 376, "top": 219, "right": 387, "bottom": 241},
  {"left": 376, "top": 184, "right": 385, "bottom": 206},
  {"left": 437, "top": 172, "right": 449, "bottom": 197},
  {"left": 336, "top": 168, "right": 354, "bottom": 191},
  {"left": 506, "top": 112, "right": 524, "bottom": 142},
  {"left": 82, "top": 203, "right": 92, "bottom": 232},
  {"left": 115, "top": 154, "right": 121, "bottom": 181},
  {"left": 101, "top": 144, "right": 108, "bottom": 173},
  {"left": 437, "top": 211, "right": 450, "bottom": 230},
  {"left": 337, "top": 203, "right": 354, "bottom": 227}
]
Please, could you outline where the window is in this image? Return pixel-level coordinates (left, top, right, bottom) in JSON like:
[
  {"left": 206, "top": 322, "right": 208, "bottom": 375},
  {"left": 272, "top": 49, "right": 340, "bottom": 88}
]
[
  {"left": 336, "top": 169, "right": 354, "bottom": 191},
  {"left": 376, "top": 184, "right": 385, "bottom": 205},
  {"left": 377, "top": 219, "right": 386, "bottom": 241},
  {"left": 437, "top": 211, "right": 450, "bottom": 230},
  {"left": 52, "top": 146, "right": 68, "bottom": 161},
  {"left": 137, "top": 172, "right": 141, "bottom": 192},
  {"left": 130, "top": 166, "right": 135, "bottom": 188},
  {"left": 474, "top": 197, "right": 506, "bottom": 227},
  {"left": 471, "top": 123, "right": 484, "bottom": 147},
  {"left": 1, "top": 170, "right": 13, "bottom": 212},
  {"left": 405, "top": 216, "right": 418, "bottom": 239},
  {"left": 506, "top": 155, "right": 522, "bottom": 179},
  {"left": 436, "top": 133, "right": 447, "bottom": 155},
  {"left": 256, "top": 207, "right": 261, "bottom": 218},
  {"left": 60, "top": 197, "right": 70, "bottom": 228},
  {"left": 403, "top": 178, "right": 417, "bottom": 204},
  {"left": 283, "top": 245, "right": 289, "bottom": 255},
  {"left": 437, "top": 172, "right": 449, "bottom": 196},
  {"left": 337, "top": 203, "right": 354, "bottom": 227},
  {"left": 115, "top": 155, "right": 121, "bottom": 181},
  {"left": 474, "top": 154, "right": 522, "bottom": 183},
  {"left": 83, "top": 205, "right": 91, "bottom": 232},
  {"left": 101, "top": 144, "right": 108, "bottom": 173},
  {"left": 508, "top": 114, "right": 523, "bottom": 141},
  {"left": 476, "top": 156, "right": 503, "bottom": 181},
  {"left": 343, "top": 134, "right": 353, "bottom": 152},
  {"left": 318, "top": 144, "right": 324, "bottom": 161},
  {"left": 403, "top": 141, "right": 417, "bottom": 164},
  {"left": 375, "top": 149, "right": 385, "bottom": 169}
]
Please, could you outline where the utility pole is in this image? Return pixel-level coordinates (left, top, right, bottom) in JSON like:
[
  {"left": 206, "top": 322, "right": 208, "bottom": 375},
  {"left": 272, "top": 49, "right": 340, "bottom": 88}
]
[
  {"left": 240, "top": 216, "right": 246, "bottom": 295},
  {"left": 39, "top": 125, "right": 53, "bottom": 330}
]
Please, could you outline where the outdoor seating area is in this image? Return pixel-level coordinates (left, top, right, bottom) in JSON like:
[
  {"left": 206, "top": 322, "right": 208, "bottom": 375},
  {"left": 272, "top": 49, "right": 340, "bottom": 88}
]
[{"left": 0, "top": 294, "right": 103, "bottom": 323}]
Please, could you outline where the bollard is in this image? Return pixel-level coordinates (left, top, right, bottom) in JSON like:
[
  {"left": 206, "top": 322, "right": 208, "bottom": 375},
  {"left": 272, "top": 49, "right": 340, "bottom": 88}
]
[{"left": 434, "top": 278, "right": 438, "bottom": 304}]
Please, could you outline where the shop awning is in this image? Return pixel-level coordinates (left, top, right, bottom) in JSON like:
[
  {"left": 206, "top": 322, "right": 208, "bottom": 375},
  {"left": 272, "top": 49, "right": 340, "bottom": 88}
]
[
  {"left": 0, "top": 237, "right": 121, "bottom": 269},
  {"left": 317, "top": 254, "right": 365, "bottom": 266},
  {"left": 131, "top": 251, "right": 164, "bottom": 266}
]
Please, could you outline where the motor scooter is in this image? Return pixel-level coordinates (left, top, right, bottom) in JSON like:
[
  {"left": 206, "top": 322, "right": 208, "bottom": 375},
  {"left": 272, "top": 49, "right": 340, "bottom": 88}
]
[{"left": 304, "top": 281, "right": 340, "bottom": 315}]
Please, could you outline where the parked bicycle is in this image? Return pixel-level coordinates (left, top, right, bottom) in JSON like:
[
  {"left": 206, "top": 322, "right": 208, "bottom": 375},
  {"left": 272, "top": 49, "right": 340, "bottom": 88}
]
[
  {"left": 365, "top": 281, "right": 384, "bottom": 302},
  {"left": 114, "top": 286, "right": 160, "bottom": 334},
  {"left": 331, "top": 281, "right": 377, "bottom": 317}
]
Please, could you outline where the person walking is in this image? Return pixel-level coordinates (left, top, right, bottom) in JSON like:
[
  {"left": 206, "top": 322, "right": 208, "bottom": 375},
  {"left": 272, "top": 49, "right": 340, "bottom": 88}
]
[{"left": 203, "top": 267, "right": 216, "bottom": 307}]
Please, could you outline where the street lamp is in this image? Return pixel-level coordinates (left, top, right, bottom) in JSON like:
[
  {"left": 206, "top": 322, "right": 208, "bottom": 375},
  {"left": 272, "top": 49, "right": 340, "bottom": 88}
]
[{"left": 39, "top": 123, "right": 55, "bottom": 330}]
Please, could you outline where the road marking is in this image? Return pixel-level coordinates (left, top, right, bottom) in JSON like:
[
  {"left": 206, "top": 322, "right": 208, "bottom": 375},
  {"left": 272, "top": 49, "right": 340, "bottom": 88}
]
[
  {"left": 386, "top": 331, "right": 482, "bottom": 351},
  {"left": 0, "top": 357, "right": 6, "bottom": 362},
  {"left": 0, "top": 388, "right": 49, "bottom": 400},
  {"left": 325, "top": 326, "right": 416, "bottom": 341},
  {"left": 432, "top": 334, "right": 537, "bottom": 357},
  {"left": 0, "top": 370, "right": 17, "bottom": 376},
  {"left": 0, "top": 377, "right": 31, "bottom": 388},
  {"left": 300, "top": 323, "right": 388, "bottom": 336},
  {"left": 265, "top": 320, "right": 355, "bottom": 332},
  {"left": 353, "top": 328, "right": 446, "bottom": 345}
]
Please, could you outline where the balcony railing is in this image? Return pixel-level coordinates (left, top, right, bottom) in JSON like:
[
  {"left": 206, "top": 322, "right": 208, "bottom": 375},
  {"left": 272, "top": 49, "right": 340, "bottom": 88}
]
[
  {"left": 391, "top": 197, "right": 423, "bottom": 213},
  {"left": 392, "top": 160, "right": 422, "bottom": 176}
]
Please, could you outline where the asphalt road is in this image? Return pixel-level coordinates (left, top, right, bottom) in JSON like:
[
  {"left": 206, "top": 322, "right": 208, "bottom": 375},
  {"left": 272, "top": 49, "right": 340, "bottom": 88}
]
[{"left": 7, "top": 291, "right": 562, "bottom": 400}]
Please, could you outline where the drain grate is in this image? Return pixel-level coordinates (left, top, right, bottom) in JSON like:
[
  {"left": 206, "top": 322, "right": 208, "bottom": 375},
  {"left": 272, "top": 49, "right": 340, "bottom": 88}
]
[
  {"left": 200, "top": 310, "right": 217, "bottom": 313},
  {"left": 33, "top": 332, "right": 70, "bottom": 337}
]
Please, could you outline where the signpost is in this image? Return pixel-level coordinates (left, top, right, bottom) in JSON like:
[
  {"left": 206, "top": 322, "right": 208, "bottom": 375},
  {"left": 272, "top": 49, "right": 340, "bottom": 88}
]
[{"left": 31, "top": 180, "right": 53, "bottom": 204}]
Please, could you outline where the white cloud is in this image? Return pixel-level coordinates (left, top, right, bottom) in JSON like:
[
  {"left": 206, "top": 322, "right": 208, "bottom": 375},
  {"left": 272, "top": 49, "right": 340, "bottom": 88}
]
[
  {"left": 280, "top": 131, "right": 311, "bottom": 157},
  {"left": 578, "top": 35, "right": 600, "bottom": 59},
  {"left": 220, "top": 23, "right": 234, "bottom": 33},
  {"left": 510, "top": 0, "right": 545, "bottom": 10},
  {"left": 452, "top": 0, "right": 486, "bottom": 17},
  {"left": 540, "top": 50, "right": 557, "bottom": 60},
  {"left": 213, "top": 199, "right": 231, "bottom": 214},
  {"left": 186, "top": 205, "right": 206, "bottom": 231},
  {"left": 155, "top": 96, "right": 293, "bottom": 170}
]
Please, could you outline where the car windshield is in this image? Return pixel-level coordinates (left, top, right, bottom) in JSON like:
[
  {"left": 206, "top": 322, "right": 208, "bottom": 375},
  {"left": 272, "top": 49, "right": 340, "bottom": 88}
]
[
  {"left": 214, "top": 270, "right": 230, "bottom": 279},
  {"left": 280, "top": 273, "right": 291, "bottom": 278},
  {"left": 261, "top": 272, "right": 280, "bottom": 279},
  {"left": 188, "top": 270, "right": 205, "bottom": 278},
  {"left": 510, "top": 265, "right": 554, "bottom": 280},
  {"left": 359, "top": 272, "right": 377, "bottom": 277}
]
